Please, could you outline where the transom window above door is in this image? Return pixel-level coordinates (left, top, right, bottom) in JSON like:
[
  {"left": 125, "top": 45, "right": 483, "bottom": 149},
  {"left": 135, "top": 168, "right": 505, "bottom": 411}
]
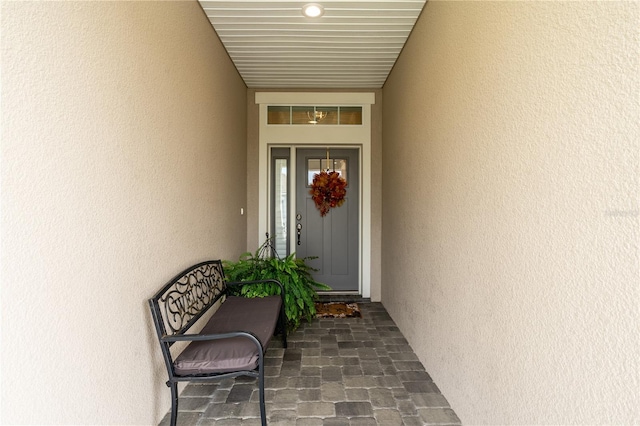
[{"left": 267, "top": 106, "right": 362, "bottom": 125}]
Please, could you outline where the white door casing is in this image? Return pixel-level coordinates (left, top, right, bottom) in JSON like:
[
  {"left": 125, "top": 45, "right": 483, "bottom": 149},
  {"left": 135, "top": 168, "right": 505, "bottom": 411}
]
[{"left": 255, "top": 92, "right": 375, "bottom": 297}]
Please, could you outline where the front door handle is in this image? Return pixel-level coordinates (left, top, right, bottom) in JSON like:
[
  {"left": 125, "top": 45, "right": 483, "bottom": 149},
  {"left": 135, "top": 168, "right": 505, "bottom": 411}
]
[{"left": 296, "top": 222, "right": 302, "bottom": 245}]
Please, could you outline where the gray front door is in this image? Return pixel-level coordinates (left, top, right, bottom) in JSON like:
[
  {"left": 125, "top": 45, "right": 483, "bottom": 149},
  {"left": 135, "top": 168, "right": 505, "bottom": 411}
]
[{"left": 295, "top": 148, "right": 359, "bottom": 292}]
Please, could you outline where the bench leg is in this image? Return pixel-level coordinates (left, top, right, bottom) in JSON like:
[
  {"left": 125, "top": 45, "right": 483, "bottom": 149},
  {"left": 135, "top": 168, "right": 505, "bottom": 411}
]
[
  {"left": 258, "top": 356, "right": 267, "bottom": 426},
  {"left": 282, "top": 314, "right": 287, "bottom": 348},
  {"left": 279, "top": 308, "right": 288, "bottom": 349},
  {"left": 167, "top": 381, "right": 178, "bottom": 426}
]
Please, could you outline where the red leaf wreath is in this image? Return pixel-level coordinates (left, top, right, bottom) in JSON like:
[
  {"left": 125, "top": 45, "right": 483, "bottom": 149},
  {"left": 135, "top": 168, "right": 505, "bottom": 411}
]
[{"left": 310, "top": 171, "right": 347, "bottom": 216}]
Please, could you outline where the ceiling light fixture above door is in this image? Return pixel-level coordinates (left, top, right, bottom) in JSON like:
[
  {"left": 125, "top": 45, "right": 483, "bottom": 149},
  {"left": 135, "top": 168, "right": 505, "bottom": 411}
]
[
  {"left": 302, "top": 3, "right": 324, "bottom": 18},
  {"left": 307, "top": 110, "right": 328, "bottom": 124}
]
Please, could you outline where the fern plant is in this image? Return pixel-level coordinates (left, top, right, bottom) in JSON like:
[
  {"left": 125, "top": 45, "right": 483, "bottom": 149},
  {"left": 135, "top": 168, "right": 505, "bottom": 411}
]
[{"left": 223, "top": 238, "right": 331, "bottom": 332}]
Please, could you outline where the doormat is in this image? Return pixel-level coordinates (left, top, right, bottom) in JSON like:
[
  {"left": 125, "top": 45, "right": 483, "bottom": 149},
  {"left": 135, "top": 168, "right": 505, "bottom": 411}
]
[{"left": 315, "top": 302, "right": 361, "bottom": 318}]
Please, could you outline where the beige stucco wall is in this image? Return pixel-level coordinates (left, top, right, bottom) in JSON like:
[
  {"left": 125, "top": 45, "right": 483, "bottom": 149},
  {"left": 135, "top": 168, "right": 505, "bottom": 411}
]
[
  {"left": 1, "top": 1, "right": 247, "bottom": 424},
  {"left": 382, "top": 1, "right": 639, "bottom": 424},
  {"left": 246, "top": 89, "right": 383, "bottom": 301}
]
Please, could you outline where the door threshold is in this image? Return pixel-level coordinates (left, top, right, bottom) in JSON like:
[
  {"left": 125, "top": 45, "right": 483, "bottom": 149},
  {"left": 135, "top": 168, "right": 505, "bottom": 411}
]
[{"left": 316, "top": 292, "right": 370, "bottom": 304}]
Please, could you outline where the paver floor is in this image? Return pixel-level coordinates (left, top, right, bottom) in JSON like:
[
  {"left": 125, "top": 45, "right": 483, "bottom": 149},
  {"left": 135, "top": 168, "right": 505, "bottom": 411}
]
[{"left": 159, "top": 302, "right": 461, "bottom": 425}]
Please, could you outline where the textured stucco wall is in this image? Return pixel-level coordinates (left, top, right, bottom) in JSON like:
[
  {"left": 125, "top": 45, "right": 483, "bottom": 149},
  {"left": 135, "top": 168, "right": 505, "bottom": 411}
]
[
  {"left": 382, "top": 1, "right": 639, "bottom": 424},
  {"left": 1, "top": 1, "right": 247, "bottom": 424}
]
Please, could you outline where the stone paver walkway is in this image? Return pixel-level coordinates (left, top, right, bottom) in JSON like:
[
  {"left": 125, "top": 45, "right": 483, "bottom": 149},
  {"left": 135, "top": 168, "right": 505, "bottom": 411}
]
[{"left": 160, "top": 302, "right": 461, "bottom": 425}]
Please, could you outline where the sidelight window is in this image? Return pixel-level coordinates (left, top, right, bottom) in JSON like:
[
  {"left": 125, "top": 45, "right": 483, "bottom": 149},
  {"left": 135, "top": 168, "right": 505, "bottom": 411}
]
[{"left": 271, "top": 148, "right": 290, "bottom": 256}]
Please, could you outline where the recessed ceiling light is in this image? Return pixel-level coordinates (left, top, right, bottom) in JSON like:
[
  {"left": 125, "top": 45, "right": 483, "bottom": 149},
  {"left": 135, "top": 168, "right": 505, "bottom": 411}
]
[{"left": 302, "top": 3, "right": 324, "bottom": 18}]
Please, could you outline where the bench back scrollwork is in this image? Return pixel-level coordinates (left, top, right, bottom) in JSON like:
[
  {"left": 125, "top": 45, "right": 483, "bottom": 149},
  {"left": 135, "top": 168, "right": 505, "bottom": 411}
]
[{"left": 150, "top": 260, "right": 227, "bottom": 344}]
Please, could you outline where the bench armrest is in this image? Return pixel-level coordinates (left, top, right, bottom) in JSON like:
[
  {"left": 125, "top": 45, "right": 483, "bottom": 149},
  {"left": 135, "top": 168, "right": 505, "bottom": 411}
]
[{"left": 162, "top": 331, "right": 263, "bottom": 349}]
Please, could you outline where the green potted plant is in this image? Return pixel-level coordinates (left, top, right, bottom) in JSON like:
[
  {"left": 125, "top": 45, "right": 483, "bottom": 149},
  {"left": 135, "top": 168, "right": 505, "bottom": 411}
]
[{"left": 223, "top": 237, "right": 331, "bottom": 332}]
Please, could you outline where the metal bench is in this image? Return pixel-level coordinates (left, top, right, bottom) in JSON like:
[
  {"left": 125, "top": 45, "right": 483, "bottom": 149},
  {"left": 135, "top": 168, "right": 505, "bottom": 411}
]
[{"left": 149, "top": 260, "right": 287, "bottom": 426}]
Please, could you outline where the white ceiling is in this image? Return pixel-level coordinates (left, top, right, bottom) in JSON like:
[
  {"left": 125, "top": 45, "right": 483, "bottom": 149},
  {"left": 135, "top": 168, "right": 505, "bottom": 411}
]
[{"left": 198, "top": 0, "right": 427, "bottom": 89}]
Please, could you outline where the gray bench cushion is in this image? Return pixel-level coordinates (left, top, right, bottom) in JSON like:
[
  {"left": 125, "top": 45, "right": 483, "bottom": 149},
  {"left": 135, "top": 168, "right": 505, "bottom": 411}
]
[{"left": 173, "top": 296, "right": 281, "bottom": 375}]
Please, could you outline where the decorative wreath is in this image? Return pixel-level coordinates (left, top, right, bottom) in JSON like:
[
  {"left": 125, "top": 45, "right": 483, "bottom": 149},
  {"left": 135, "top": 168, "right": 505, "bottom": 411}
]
[{"left": 310, "top": 171, "right": 347, "bottom": 216}]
